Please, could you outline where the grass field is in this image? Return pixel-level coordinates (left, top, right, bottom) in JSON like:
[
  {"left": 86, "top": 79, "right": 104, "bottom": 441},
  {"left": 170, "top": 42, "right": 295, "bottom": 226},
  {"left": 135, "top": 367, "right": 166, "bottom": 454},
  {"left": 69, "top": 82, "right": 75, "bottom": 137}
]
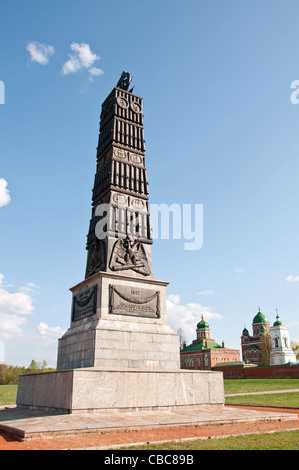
[
  {"left": 120, "top": 430, "right": 299, "bottom": 450},
  {"left": 0, "top": 385, "right": 17, "bottom": 406},
  {"left": 224, "top": 378, "right": 299, "bottom": 395},
  {"left": 225, "top": 391, "right": 299, "bottom": 407}
]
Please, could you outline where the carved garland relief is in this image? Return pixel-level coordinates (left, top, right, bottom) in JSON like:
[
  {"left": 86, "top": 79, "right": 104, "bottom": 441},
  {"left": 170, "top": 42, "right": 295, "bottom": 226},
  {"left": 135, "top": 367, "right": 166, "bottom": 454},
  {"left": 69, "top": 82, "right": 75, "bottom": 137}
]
[{"left": 109, "top": 284, "right": 160, "bottom": 318}]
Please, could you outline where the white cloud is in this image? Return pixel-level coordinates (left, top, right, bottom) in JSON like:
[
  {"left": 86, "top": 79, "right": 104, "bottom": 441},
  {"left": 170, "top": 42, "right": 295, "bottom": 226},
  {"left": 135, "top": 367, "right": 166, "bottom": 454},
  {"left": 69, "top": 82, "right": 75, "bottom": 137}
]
[
  {"left": 0, "top": 274, "right": 35, "bottom": 340},
  {"left": 0, "top": 286, "right": 34, "bottom": 316},
  {"left": 234, "top": 267, "right": 245, "bottom": 274},
  {"left": 197, "top": 289, "right": 215, "bottom": 296},
  {"left": 33, "top": 322, "right": 65, "bottom": 348},
  {"left": 70, "top": 43, "right": 98, "bottom": 68},
  {"left": 166, "top": 295, "right": 222, "bottom": 343},
  {"left": 3, "top": 323, "right": 66, "bottom": 367},
  {"left": 0, "top": 313, "right": 27, "bottom": 340},
  {"left": 62, "top": 55, "right": 81, "bottom": 75},
  {"left": 168, "top": 294, "right": 181, "bottom": 304},
  {"left": 0, "top": 178, "right": 11, "bottom": 207},
  {"left": 89, "top": 66, "right": 104, "bottom": 76},
  {"left": 89, "top": 66, "right": 104, "bottom": 81},
  {"left": 62, "top": 43, "right": 103, "bottom": 79},
  {"left": 26, "top": 41, "right": 55, "bottom": 65},
  {"left": 286, "top": 275, "right": 299, "bottom": 283},
  {"left": 18, "top": 282, "right": 41, "bottom": 294},
  {"left": 0, "top": 275, "right": 65, "bottom": 365},
  {"left": 0, "top": 341, "right": 4, "bottom": 363}
]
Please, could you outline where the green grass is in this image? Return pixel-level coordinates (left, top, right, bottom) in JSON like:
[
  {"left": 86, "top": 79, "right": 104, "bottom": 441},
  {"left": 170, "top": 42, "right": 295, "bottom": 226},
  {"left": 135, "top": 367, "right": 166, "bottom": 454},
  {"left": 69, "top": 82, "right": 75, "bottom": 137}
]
[
  {"left": 226, "top": 391, "right": 299, "bottom": 407},
  {"left": 0, "top": 385, "right": 18, "bottom": 405},
  {"left": 119, "top": 430, "right": 299, "bottom": 450},
  {"left": 224, "top": 378, "right": 299, "bottom": 395}
]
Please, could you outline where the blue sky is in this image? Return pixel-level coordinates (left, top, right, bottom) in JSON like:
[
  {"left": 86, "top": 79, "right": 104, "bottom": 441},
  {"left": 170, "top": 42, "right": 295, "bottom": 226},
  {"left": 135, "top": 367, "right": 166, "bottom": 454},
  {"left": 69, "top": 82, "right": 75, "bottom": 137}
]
[{"left": 0, "top": 0, "right": 299, "bottom": 366}]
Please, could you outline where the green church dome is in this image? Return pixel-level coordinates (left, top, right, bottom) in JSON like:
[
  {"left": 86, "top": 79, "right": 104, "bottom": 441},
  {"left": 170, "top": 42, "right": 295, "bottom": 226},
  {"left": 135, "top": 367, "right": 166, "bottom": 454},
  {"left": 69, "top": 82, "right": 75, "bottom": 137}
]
[
  {"left": 273, "top": 313, "right": 284, "bottom": 327},
  {"left": 259, "top": 324, "right": 266, "bottom": 334},
  {"left": 242, "top": 327, "right": 249, "bottom": 337},
  {"left": 252, "top": 308, "right": 269, "bottom": 325},
  {"left": 197, "top": 315, "right": 209, "bottom": 330}
]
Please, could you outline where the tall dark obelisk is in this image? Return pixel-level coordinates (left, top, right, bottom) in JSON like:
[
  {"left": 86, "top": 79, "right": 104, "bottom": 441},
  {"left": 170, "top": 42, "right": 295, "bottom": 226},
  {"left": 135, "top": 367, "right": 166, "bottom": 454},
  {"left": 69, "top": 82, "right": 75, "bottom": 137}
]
[
  {"left": 17, "top": 73, "right": 224, "bottom": 413},
  {"left": 85, "top": 72, "right": 153, "bottom": 280}
]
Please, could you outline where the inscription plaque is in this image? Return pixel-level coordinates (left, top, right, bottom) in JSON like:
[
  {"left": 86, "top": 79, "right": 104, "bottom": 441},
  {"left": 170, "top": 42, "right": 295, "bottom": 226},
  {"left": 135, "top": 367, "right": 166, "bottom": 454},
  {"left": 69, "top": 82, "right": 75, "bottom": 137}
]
[
  {"left": 72, "top": 285, "right": 97, "bottom": 322},
  {"left": 109, "top": 284, "right": 160, "bottom": 318}
]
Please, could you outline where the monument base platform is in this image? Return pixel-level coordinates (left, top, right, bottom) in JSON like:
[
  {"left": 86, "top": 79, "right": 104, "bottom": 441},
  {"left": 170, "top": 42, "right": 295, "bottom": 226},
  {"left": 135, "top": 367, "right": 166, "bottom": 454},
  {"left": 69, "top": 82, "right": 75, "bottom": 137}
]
[
  {"left": 1, "top": 405, "right": 295, "bottom": 443},
  {"left": 16, "top": 367, "right": 224, "bottom": 413}
]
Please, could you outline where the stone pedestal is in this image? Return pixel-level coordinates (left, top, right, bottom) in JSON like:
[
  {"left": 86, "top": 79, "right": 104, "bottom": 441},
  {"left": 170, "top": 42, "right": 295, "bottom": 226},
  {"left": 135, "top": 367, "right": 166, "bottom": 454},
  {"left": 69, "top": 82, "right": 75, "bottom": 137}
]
[
  {"left": 56, "top": 271, "right": 180, "bottom": 371},
  {"left": 17, "top": 368, "right": 224, "bottom": 413},
  {"left": 17, "top": 271, "right": 225, "bottom": 413}
]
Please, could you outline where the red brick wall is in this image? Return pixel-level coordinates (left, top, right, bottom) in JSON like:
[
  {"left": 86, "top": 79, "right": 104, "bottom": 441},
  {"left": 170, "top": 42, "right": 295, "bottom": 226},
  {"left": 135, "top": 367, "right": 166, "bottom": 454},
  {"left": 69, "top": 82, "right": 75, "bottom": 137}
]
[
  {"left": 214, "top": 364, "right": 245, "bottom": 379},
  {"left": 244, "top": 364, "right": 299, "bottom": 379},
  {"left": 212, "top": 364, "right": 299, "bottom": 379}
]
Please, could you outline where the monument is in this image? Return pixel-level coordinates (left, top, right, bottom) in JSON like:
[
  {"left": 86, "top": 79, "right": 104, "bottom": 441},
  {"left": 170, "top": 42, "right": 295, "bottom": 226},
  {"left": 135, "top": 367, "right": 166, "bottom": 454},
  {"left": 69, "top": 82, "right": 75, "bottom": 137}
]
[{"left": 17, "top": 72, "right": 224, "bottom": 412}]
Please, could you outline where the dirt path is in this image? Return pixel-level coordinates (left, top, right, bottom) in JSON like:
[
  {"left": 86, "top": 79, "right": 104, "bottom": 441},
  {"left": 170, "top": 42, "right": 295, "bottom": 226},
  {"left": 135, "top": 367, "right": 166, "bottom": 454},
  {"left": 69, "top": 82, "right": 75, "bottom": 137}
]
[{"left": 0, "top": 406, "right": 298, "bottom": 450}]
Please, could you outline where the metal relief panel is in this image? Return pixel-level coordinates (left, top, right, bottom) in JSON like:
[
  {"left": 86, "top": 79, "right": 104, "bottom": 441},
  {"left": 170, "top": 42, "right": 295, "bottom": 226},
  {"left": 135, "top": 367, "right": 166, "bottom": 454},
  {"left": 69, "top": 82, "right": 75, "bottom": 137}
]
[
  {"left": 109, "top": 284, "right": 160, "bottom": 318},
  {"left": 72, "top": 285, "right": 97, "bottom": 322}
]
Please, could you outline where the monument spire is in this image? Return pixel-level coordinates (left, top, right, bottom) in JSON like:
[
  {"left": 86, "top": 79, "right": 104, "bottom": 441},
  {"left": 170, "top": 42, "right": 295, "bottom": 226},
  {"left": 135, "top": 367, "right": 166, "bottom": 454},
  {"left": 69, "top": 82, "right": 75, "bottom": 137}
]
[
  {"left": 17, "top": 71, "right": 225, "bottom": 414},
  {"left": 85, "top": 72, "right": 153, "bottom": 280}
]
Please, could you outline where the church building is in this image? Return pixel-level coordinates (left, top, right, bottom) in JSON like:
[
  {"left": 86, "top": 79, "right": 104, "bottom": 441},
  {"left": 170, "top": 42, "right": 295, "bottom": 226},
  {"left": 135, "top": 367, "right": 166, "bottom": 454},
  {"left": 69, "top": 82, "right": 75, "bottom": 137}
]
[
  {"left": 270, "top": 311, "right": 297, "bottom": 365},
  {"left": 180, "top": 316, "right": 240, "bottom": 370},
  {"left": 241, "top": 307, "right": 270, "bottom": 365},
  {"left": 241, "top": 308, "right": 297, "bottom": 366}
]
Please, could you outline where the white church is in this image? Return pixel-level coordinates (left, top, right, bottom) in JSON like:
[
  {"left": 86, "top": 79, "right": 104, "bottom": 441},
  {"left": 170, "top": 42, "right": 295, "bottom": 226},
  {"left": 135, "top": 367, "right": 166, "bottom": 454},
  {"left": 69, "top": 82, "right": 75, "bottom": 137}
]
[{"left": 270, "top": 311, "right": 297, "bottom": 365}]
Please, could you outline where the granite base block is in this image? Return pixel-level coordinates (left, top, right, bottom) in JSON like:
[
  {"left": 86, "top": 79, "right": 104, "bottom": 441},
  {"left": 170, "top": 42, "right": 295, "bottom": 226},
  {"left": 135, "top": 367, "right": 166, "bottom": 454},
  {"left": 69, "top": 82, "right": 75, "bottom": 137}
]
[{"left": 17, "top": 368, "right": 224, "bottom": 413}]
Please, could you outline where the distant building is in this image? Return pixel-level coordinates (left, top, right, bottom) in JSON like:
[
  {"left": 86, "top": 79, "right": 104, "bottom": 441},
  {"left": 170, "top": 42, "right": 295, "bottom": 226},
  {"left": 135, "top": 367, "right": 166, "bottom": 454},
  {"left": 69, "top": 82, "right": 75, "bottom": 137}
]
[
  {"left": 180, "top": 315, "right": 240, "bottom": 370},
  {"left": 270, "top": 312, "right": 297, "bottom": 365},
  {"left": 241, "top": 307, "right": 270, "bottom": 365},
  {"left": 241, "top": 307, "right": 297, "bottom": 366}
]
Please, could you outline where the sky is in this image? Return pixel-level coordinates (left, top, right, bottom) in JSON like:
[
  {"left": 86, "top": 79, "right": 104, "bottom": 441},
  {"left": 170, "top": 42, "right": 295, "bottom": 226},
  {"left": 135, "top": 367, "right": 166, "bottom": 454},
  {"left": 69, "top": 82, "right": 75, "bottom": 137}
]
[{"left": 0, "top": 0, "right": 299, "bottom": 367}]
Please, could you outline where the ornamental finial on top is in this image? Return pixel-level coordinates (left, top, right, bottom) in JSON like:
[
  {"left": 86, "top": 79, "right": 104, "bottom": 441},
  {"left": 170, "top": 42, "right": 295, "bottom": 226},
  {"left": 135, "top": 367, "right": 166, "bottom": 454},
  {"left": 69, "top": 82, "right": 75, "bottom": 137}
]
[{"left": 116, "top": 71, "right": 133, "bottom": 91}]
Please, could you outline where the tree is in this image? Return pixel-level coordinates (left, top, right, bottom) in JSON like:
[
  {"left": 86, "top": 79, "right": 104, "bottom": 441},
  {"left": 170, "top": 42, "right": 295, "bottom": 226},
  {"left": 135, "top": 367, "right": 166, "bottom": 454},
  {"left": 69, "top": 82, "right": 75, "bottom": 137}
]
[
  {"left": 291, "top": 341, "right": 299, "bottom": 361},
  {"left": 177, "top": 327, "right": 187, "bottom": 349},
  {"left": 259, "top": 333, "right": 272, "bottom": 366},
  {"left": 29, "top": 360, "right": 38, "bottom": 371},
  {"left": 0, "top": 361, "right": 55, "bottom": 385},
  {"left": 0, "top": 364, "right": 9, "bottom": 385}
]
